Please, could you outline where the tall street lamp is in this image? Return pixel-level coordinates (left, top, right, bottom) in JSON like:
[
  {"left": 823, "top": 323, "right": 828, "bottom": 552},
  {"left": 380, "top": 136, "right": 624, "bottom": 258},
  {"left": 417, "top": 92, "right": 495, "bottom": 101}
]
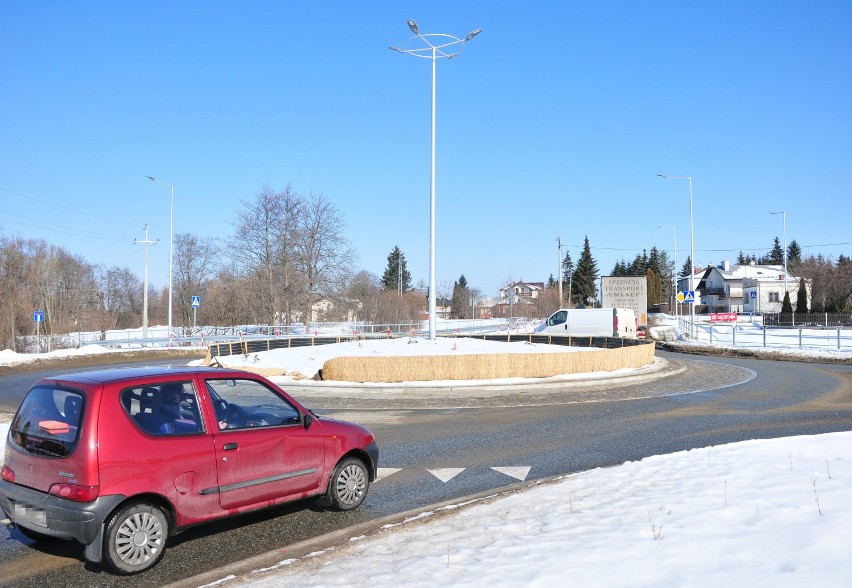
[
  {"left": 658, "top": 174, "right": 694, "bottom": 337},
  {"left": 769, "top": 211, "right": 788, "bottom": 293},
  {"left": 146, "top": 175, "right": 174, "bottom": 338},
  {"left": 390, "top": 20, "right": 482, "bottom": 340},
  {"left": 657, "top": 224, "right": 677, "bottom": 318}
]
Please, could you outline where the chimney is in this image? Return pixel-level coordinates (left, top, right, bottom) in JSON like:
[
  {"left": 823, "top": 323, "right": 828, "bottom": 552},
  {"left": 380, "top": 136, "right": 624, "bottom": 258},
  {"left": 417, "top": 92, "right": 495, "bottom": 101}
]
[{"left": 723, "top": 260, "right": 730, "bottom": 271}]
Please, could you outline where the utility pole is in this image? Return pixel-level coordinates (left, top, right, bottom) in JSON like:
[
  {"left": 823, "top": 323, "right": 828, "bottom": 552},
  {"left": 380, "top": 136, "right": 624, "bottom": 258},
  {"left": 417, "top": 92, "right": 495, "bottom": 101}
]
[
  {"left": 556, "top": 237, "right": 563, "bottom": 305},
  {"left": 135, "top": 225, "right": 159, "bottom": 341}
]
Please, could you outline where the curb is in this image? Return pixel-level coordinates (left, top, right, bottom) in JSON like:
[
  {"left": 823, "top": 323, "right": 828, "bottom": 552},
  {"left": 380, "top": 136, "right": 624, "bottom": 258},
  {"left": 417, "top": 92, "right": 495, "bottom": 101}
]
[{"left": 272, "top": 357, "right": 682, "bottom": 400}]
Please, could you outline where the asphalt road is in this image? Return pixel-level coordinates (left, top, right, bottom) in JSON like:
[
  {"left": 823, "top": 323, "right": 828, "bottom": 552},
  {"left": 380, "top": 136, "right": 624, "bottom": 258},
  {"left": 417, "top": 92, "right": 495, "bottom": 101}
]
[{"left": 1, "top": 351, "right": 851, "bottom": 587}]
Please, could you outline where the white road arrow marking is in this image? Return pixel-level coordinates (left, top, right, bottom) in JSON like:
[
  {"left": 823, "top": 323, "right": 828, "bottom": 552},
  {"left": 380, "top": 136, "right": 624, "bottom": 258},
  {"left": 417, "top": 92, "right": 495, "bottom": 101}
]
[
  {"left": 491, "top": 466, "right": 531, "bottom": 481},
  {"left": 376, "top": 468, "right": 401, "bottom": 482},
  {"left": 427, "top": 468, "right": 465, "bottom": 483}
]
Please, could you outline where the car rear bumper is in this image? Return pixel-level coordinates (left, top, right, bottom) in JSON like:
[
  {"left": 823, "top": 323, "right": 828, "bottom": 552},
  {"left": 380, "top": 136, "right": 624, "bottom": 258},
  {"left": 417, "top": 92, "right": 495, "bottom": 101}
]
[{"left": 0, "top": 479, "right": 124, "bottom": 545}]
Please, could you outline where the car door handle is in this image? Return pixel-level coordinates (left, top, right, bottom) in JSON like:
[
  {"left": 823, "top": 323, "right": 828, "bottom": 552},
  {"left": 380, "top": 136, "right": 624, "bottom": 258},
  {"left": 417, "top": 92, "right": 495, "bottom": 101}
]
[{"left": 223, "top": 443, "right": 238, "bottom": 451}]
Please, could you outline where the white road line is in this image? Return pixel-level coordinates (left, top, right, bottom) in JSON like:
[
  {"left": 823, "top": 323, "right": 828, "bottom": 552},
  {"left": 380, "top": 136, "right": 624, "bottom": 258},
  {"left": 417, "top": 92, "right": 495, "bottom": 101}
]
[
  {"left": 427, "top": 468, "right": 466, "bottom": 483},
  {"left": 375, "top": 468, "right": 401, "bottom": 482},
  {"left": 491, "top": 466, "right": 531, "bottom": 481}
]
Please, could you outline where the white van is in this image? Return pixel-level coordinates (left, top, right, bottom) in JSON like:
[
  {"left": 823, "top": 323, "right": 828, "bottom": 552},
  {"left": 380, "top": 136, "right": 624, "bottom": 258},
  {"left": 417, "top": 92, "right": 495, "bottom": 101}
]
[{"left": 535, "top": 308, "right": 637, "bottom": 338}]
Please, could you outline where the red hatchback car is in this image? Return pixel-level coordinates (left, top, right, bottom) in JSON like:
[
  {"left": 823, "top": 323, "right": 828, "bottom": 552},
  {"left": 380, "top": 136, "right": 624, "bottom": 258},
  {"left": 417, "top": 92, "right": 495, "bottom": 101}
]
[{"left": 0, "top": 366, "right": 378, "bottom": 575}]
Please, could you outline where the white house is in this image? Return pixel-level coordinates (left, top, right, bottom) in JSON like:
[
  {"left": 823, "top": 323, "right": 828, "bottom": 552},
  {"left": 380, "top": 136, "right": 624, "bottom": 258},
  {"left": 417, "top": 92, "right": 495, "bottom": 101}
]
[{"left": 682, "top": 261, "right": 810, "bottom": 314}]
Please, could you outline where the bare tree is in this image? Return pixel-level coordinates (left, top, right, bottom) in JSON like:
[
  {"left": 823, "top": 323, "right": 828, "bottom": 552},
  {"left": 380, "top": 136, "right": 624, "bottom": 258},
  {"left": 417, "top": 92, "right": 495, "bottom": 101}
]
[
  {"left": 230, "top": 185, "right": 303, "bottom": 325},
  {"left": 173, "top": 232, "right": 219, "bottom": 332},
  {"left": 292, "top": 192, "right": 356, "bottom": 326},
  {"left": 204, "top": 261, "right": 251, "bottom": 330}
]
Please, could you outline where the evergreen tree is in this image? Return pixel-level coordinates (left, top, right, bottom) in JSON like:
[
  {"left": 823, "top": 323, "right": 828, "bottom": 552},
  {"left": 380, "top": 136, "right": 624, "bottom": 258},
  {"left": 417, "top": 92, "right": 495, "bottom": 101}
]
[
  {"left": 769, "top": 237, "right": 784, "bottom": 265},
  {"left": 679, "top": 256, "right": 693, "bottom": 279},
  {"left": 737, "top": 251, "right": 749, "bottom": 264},
  {"left": 450, "top": 274, "right": 470, "bottom": 319},
  {"left": 781, "top": 291, "right": 793, "bottom": 314},
  {"left": 796, "top": 277, "right": 809, "bottom": 313},
  {"left": 646, "top": 268, "right": 664, "bottom": 308},
  {"left": 562, "top": 251, "right": 574, "bottom": 304},
  {"left": 611, "top": 260, "right": 627, "bottom": 277},
  {"left": 380, "top": 246, "right": 411, "bottom": 293},
  {"left": 628, "top": 253, "right": 646, "bottom": 276},
  {"left": 647, "top": 246, "right": 666, "bottom": 281},
  {"left": 547, "top": 274, "right": 556, "bottom": 288},
  {"left": 787, "top": 240, "right": 802, "bottom": 266},
  {"left": 572, "top": 236, "right": 599, "bottom": 306}
]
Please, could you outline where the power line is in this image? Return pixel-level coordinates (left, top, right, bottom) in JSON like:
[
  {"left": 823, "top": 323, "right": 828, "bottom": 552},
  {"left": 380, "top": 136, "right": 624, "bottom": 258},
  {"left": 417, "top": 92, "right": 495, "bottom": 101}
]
[
  {"left": 0, "top": 186, "right": 139, "bottom": 227},
  {"left": 0, "top": 211, "right": 139, "bottom": 241}
]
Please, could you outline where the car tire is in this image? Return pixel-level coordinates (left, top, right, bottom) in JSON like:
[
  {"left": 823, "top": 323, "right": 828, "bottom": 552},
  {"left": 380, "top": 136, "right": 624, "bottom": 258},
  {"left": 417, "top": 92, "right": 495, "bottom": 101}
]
[
  {"left": 328, "top": 457, "right": 370, "bottom": 511},
  {"left": 103, "top": 502, "right": 169, "bottom": 575}
]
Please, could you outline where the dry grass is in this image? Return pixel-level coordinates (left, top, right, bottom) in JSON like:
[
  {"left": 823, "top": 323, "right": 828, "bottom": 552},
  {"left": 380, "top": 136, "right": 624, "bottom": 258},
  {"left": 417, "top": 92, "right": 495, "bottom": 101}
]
[{"left": 321, "top": 345, "right": 655, "bottom": 383}]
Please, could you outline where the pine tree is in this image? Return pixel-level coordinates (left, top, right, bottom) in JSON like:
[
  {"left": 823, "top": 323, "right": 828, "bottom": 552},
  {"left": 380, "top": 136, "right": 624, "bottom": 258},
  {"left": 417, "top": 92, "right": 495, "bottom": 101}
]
[
  {"left": 380, "top": 246, "right": 411, "bottom": 293},
  {"left": 628, "top": 253, "right": 645, "bottom": 276},
  {"left": 572, "top": 236, "right": 599, "bottom": 306},
  {"left": 737, "top": 251, "right": 749, "bottom": 264},
  {"left": 648, "top": 246, "right": 665, "bottom": 281},
  {"left": 680, "top": 256, "right": 693, "bottom": 279},
  {"left": 561, "top": 252, "right": 574, "bottom": 287},
  {"left": 796, "top": 277, "right": 809, "bottom": 313},
  {"left": 787, "top": 240, "right": 802, "bottom": 266},
  {"left": 611, "top": 260, "right": 627, "bottom": 277},
  {"left": 451, "top": 274, "right": 470, "bottom": 319},
  {"left": 769, "top": 237, "right": 784, "bottom": 265}
]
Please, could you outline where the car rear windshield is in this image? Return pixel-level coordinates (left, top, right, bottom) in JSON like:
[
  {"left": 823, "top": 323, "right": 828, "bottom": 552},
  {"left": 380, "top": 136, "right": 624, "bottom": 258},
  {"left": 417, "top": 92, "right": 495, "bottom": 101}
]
[{"left": 10, "top": 385, "right": 85, "bottom": 458}]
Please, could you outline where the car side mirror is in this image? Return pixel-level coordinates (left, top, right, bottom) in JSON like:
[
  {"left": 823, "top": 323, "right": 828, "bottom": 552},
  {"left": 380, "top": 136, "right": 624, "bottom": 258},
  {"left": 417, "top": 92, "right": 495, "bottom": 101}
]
[{"left": 302, "top": 413, "right": 313, "bottom": 430}]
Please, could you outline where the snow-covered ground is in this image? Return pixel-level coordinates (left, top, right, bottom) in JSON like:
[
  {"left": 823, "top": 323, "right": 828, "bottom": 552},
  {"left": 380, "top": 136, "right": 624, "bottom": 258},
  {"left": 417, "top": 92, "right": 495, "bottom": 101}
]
[{"left": 2, "top": 317, "right": 851, "bottom": 586}]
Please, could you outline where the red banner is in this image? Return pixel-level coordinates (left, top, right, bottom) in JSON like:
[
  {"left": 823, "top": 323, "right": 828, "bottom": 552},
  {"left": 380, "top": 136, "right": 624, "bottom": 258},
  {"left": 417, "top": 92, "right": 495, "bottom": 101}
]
[{"left": 710, "top": 312, "right": 738, "bottom": 323}]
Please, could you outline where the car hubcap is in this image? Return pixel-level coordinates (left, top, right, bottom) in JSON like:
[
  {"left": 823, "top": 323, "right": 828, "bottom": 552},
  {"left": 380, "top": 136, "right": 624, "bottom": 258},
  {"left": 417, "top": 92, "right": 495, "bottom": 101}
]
[
  {"left": 336, "top": 464, "right": 366, "bottom": 505},
  {"left": 116, "top": 512, "right": 164, "bottom": 566}
]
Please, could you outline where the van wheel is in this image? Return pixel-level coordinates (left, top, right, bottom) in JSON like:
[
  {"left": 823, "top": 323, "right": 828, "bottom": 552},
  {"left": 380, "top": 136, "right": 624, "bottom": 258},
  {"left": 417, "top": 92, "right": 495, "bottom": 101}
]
[
  {"left": 328, "top": 457, "right": 369, "bottom": 511},
  {"left": 103, "top": 502, "right": 169, "bottom": 575}
]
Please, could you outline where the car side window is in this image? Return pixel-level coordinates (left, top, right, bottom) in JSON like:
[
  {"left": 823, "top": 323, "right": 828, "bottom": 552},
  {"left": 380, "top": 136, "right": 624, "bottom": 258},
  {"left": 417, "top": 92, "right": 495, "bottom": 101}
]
[
  {"left": 205, "top": 378, "right": 301, "bottom": 431},
  {"left": 121, "top": 382, "right": 204, "bottom": 436},
  {"left": 550, "top": 310, "right": 567, "bottom": 326}
]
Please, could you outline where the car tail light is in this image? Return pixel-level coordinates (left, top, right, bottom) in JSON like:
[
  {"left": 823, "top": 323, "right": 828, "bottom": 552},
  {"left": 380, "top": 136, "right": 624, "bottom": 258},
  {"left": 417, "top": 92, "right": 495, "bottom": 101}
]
[
  {"left": 1, "top": 466, "right": 14, "bottom": 483},
  {"left": 48, "top": 483, "right": 100, "bottom": 502}
]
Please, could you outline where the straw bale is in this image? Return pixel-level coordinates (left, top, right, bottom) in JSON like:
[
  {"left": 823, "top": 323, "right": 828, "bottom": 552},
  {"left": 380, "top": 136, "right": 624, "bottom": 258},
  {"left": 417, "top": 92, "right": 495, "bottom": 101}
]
[{"left": 321, "top": 345, "right": 654, "bottom": 383}]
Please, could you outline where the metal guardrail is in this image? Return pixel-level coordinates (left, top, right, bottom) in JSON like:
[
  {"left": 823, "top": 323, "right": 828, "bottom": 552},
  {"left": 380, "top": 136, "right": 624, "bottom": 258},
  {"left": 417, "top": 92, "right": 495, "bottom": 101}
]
[{"left": 205, "top": 332, "right": 651, "bottom": 359}]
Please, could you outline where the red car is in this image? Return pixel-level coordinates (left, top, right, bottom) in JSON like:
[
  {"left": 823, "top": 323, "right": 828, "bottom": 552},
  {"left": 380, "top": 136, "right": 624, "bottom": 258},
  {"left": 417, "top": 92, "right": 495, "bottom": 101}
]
[{"left": 0, "top": 366, "right": 378, "bottom": 574}]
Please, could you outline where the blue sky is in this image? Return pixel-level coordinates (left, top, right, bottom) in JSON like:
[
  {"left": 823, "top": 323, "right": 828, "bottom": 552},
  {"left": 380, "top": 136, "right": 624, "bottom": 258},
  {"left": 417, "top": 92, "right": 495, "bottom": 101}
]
[{"left": 2, "top": 1, "right": 851, "bottom": 298}]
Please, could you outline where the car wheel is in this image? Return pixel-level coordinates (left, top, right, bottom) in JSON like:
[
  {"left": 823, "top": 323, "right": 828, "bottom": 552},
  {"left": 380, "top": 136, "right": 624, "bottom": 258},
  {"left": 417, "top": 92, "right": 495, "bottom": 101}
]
[
  {"left": 328, "top": 457, "right": 369, "bottom": 511},
  {"left": 103, "top": 502, "right": 169, "bottom": 575}
]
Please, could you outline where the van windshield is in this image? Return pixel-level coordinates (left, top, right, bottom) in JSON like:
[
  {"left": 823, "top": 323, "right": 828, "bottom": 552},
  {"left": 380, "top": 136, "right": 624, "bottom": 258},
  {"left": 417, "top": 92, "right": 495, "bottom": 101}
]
[{"left": 10, "top": 386, "right": 84, "bottom": 458}]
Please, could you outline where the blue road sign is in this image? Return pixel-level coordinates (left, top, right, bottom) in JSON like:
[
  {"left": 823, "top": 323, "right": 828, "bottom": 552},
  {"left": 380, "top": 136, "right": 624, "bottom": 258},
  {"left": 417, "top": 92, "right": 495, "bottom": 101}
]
[
  {"left": 683, "top": 290, "right": 695, "bottom": 303},
  {"left": 33, "top": 310, "right": 44, "bottom": 322},
  {"left": 750, "top": 291, "right": 757, "bottom": 299},
  {"left": 191, "top": 295, "right": 201, "bottom": 308}
]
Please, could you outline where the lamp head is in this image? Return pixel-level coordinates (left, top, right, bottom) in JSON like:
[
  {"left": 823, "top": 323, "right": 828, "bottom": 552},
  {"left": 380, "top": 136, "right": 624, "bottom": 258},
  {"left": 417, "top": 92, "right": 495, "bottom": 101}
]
[
  {"left": 146, "top": 175, "right": 155, "bottom": 181},
  {"left": 407, "top": 19, "right": 419, "bottom": 34},
  {"left": 465, "top": 28, "right": 482, "bottom": 41}
]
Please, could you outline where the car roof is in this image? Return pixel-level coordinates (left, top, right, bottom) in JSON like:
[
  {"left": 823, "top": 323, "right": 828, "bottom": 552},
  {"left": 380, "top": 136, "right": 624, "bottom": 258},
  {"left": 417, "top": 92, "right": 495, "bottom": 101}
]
[{"left": 37, "top": 366, "right": 256, "bottom": 387}]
